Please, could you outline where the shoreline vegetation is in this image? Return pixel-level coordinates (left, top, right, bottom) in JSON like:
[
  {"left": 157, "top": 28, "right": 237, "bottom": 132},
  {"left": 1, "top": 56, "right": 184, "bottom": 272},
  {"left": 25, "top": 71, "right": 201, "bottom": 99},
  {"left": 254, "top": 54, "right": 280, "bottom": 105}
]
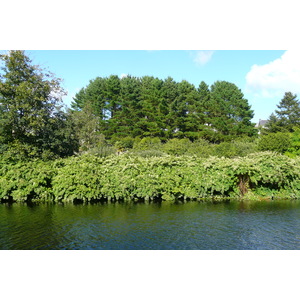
[
  {"left": 1, "top": 151, "right": 300, "bottom": 204},
  {"left": 2, "top": 51, "right": 300, "bottom": 205}
]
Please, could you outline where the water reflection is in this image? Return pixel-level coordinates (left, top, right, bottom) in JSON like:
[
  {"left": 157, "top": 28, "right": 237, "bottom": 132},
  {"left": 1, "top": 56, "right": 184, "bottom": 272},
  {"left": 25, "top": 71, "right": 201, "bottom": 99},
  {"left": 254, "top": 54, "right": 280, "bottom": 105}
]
[{"left": 1, "top": 200, "right": 300, "bottom": 250}]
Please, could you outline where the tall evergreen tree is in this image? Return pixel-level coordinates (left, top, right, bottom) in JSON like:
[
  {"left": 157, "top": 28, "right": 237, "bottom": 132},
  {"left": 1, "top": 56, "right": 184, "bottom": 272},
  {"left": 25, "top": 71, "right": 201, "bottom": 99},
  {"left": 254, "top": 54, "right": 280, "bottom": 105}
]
[
  {"left": 161, "top": 77, "right": 179, "bottom": 138},
  {"left": 71, "top": 77, "right": 107, "bottom": 119},
  {"left": 136, "top": 76, "right": 164, "bottom": 137},
  {"left": 112, "top": 75, "right": 142, "bottom": 138},
  {"left": 104, "top": 75, "right": 121, "bottom": 119},
  {"left": 175, "top": 80, "right": 199, "bottom": 139},
  {"left": 71, "top": 87, "right": 86, "bottom": 111},
  {"left": 209, "top": 81, "right": 256, "bottom": 141},
  {"left": 198, "top": 81, "right": 214, "bottom": 140},
  {"left": 265, "top": 92, "right": 300, "bottom": 133}
]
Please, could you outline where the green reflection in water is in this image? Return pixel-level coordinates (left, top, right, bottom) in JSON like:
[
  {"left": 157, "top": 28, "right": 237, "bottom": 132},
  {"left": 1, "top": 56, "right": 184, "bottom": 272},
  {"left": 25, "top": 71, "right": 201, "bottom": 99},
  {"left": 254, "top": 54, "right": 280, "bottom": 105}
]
[{"left": 1, "top": 200, "right": 300, "bottom": 250}]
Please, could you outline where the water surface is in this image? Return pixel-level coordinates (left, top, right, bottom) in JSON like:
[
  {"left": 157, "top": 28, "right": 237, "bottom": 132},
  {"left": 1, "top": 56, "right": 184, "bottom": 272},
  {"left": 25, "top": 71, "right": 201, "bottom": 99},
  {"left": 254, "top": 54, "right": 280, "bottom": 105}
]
[{"left": 1, "top": 200, "right": 300, "bottom": 250}]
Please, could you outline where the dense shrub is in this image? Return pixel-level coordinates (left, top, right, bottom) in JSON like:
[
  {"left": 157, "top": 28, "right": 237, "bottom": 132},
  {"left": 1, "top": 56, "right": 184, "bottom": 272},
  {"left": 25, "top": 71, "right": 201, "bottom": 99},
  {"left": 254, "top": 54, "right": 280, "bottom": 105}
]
[
  {"left": 0, "top": 160, "right": 56, "bottom": 202},
  {"left": 258, "top": 132, "right": 291, "bottom": 153},
  {"left": 162, "top": 138, "right": 192, "bottom": 156},
  {"left": 185, "top": 138, "right": 215, "bottom": 158},
  {"left": 214, "top": 139, "right": 258, "bottom": 158},
  {"left": 114, "top": 137, "right": 135, "bottom": 150},
  {"left": 1, "top": 152, "right": 300, "bottom": 203},
  {"left": 87, "top": 145, "right": 115, "bottom": 157},
  {"left": 130, "top": 149, "right": 165, "bottom": 158},
  {"left": 285, "top": 129, "right": 300, "bottom": 158},
  {"left": 133, "top": 137, "right": 162, "bottom": 151}
]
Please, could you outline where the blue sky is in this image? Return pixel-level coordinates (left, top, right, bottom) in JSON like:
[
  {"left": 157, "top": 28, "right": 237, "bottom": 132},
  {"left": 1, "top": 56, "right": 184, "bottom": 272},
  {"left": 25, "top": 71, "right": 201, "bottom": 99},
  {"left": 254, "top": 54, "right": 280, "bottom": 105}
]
[{"left": 8, "top": 50, "right": 300, "bottom": 123}]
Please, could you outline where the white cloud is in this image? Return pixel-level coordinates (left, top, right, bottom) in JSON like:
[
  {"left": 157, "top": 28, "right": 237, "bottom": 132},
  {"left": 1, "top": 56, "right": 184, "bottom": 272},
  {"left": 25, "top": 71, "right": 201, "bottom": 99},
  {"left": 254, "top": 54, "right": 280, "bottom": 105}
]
[
  {"left": 120, "top": 73, "right": 128, "bottom": 79},
  {"left": 192, "top": 50, "right": 214, "bottom": 66},
  {"left": 246, "top": 50, "right": 300, "bottom": 97}
]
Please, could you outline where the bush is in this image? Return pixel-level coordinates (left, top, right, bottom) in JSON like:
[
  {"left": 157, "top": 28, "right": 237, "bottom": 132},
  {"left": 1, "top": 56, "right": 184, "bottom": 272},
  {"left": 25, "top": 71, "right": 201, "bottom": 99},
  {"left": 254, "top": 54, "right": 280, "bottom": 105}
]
[
  {"left": 0, "top": 160, "right": 55, "bottom": 202},
  {"left": 133, "top": 137, "right": 162, "bottom": 151},
  {"left": 285, "top": 128, "right": 300, "bottom": 157},
  {"left": 214, "top": 138, "right": 258, "bottom": 158},
  {"left": 231, "top": 138, "right": 258, "bottom": 157},
  {"left": 114, "top": 137, "right": 135, "bottom": 150},
  {"left": 181, "top": 138, "right": 214, "bottom": 158},
  {"left": 2, "top": 152, "right": 300, "bottom": 203},
  {"left": 258, "top": 132, "right": 291, "bottom": 154},
  {"left": 162, "top": 138, "right": 191, "bottom": 156},
  {"left": 131, "top": 149, "right": 165, "bottom": 158},
  {"left": 87, "top": 145, "right": 115, "bottom": 157},
  {"left": 214, "top": 142, "right": 237, "bottom": 157}
]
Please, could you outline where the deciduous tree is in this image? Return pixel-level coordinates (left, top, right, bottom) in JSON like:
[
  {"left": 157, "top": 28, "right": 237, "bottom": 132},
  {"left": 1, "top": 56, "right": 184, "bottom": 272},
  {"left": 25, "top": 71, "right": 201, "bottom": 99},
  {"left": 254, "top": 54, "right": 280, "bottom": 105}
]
[{"left": 0, "top": 50, "right": 74, "bottom": 159}]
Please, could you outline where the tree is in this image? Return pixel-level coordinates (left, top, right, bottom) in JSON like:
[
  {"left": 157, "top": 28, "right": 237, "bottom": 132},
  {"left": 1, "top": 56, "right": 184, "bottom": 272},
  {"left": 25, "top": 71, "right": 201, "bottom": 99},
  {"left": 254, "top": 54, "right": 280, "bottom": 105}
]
[
  {"left": 265, "top": 92, "right": 300, "bottom": 133},
  {"left": 198, "top": 81, "right": 215, "bottom": 141},
  {"left": 71, "top": 87, "right": 86, "bottom": 111},
  {"left": 161, "top": 77, "right": 179, "bottom": 138},
  {"left": 0, "top": 50, "right": 73, "bottom": 159},
  {"left": 112, "top": 75, "right": 142, "bottom": 139},
  {"left": 175, "top": 80, "right": 200, "bottom": 139},
  {"left": 69, "top": 104, "right": 105, "bottom": 153},
  {"left": 71, "top": 77, "right": 107, "bottom": 119},
  {"left": 208, "top": 81, "right": 256, "bottom": 141},
  {"left": 136, "top": 76, "right": 165, "bottom": 138}
]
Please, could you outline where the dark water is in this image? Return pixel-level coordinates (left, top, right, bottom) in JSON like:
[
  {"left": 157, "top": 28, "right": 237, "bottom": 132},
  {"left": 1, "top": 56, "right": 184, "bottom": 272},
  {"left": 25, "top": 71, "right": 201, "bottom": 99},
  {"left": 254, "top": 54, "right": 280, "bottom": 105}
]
[{"left": 1, "top": 200, "right": 300, "bottom": 250}]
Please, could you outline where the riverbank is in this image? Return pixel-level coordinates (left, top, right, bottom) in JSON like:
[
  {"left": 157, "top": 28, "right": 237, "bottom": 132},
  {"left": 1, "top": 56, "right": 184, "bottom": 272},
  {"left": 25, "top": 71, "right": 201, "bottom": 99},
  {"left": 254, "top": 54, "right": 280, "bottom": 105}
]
[{"left": 1, "top": 152, "right": 300, "bottom": 203}]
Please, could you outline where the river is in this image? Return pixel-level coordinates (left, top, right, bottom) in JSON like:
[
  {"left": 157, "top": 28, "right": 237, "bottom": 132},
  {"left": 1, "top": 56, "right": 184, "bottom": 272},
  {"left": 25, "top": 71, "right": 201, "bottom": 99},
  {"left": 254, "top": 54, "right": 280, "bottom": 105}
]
[{"left": 1, "top": 200, "right": 300, "bottom": 250}]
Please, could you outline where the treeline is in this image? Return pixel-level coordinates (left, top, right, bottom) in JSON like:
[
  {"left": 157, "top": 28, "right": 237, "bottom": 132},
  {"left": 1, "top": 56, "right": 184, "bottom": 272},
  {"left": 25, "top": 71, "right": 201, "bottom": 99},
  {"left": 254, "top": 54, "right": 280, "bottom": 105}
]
[
  {"left": 71, "top": 74, "right": 256, "bottom": 142},
  {"left": 1, "top": 50, "right": 300, "bottom": 162}
]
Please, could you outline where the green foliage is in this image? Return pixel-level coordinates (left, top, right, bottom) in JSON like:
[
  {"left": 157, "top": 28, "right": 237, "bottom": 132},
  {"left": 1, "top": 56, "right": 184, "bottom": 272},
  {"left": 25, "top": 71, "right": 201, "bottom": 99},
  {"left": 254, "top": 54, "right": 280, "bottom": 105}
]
[
  {"left": 265, "top": 92, "right": 300, "bottom": 133},
  {"left": 0, "top": 50, "right": 76, "bottom": 160},
  {"left": 162, "top": 138, "right": 192, "bottom": 156},
  {"left": 214, "top": 138, "right": 258, "bottom": 158},
  {"left": 133, "top": 137, "right": 162, "bottom": 151},
  {"left": 87, "top": 144, "right": 115, "bottom": 158},
  {"left": 130, "top": 149, "right": 165, "bottom": 158},
  {"left": 208, "top": 81, "right": 256, "bottom": 141},
  {"left": 231, "top": 138, "right": 259, "bottom": 157},
  {"left": 69, "top": 104, "right": 104, "bottom": 153},
  {"left": 114, "top": 136, "right": 135, "bottom": 151},
  {"left": 285, "top": 128, "right": 300, "bottom": 157},
  {"left": 71, "top": 75, "right": 256, "bottom": 142},
  {"left": 214, "top": 142, "right": 237, "bottom": 158},
  {"left": 0, "top": 159, "right": 56, "bottom": 202},
  {"left": 258, "top": 132, "right": 291, "bottom": 153},
  {"left": 184, "top": 138, "right": 215, "bottom": 158},
  {"left": 2, "top": 152, "right": 300, "bottom": 203}
]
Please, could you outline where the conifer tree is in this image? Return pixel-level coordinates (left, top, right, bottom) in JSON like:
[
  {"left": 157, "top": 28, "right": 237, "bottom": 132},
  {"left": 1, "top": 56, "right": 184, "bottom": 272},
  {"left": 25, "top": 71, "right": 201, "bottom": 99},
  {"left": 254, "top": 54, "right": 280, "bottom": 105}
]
[
  {"left": 209, "top": 81, "right": 256, "bottom": 141},
  {"left": 265, "top": 92, "right": 300, "bottom": 133}
]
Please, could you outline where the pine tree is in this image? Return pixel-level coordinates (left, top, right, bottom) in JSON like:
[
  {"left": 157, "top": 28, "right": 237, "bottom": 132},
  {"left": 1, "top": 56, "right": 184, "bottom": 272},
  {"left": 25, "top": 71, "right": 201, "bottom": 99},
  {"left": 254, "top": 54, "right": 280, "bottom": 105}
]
[
  {"left": 161, "top": 77, "right": 179, "bottom": 138},
  {"left": 264, "top": 92, "right": 300, "bottom": 133},
  {"left": 198, "top": 81, "right": 214, "bottom": 141},
  {"left": 136, "top": 76, "right": 164, "bottom": 137},
  {"left": 209, "top": 81, "right": 256, "bottom": 141},
  {"left": 176, "top": 80, "right": 200, "bottom": 139},
  {"left": 112, "top": 75, "right": 142, "bottom": 138}
]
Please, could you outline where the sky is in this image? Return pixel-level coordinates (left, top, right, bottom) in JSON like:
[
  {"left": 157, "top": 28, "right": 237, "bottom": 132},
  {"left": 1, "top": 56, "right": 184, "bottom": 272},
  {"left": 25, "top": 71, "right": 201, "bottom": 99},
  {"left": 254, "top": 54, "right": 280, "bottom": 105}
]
[{"left": 19, "top": 50, "right": 300, "bottom": 123}]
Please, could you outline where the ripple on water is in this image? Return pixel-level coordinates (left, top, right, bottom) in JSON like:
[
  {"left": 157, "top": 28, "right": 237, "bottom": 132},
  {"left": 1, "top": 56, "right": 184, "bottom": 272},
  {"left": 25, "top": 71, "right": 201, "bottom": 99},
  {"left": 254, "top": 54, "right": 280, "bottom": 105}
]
[{"left": 1, "top": 201, "right": 300, "bottom": 250}]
